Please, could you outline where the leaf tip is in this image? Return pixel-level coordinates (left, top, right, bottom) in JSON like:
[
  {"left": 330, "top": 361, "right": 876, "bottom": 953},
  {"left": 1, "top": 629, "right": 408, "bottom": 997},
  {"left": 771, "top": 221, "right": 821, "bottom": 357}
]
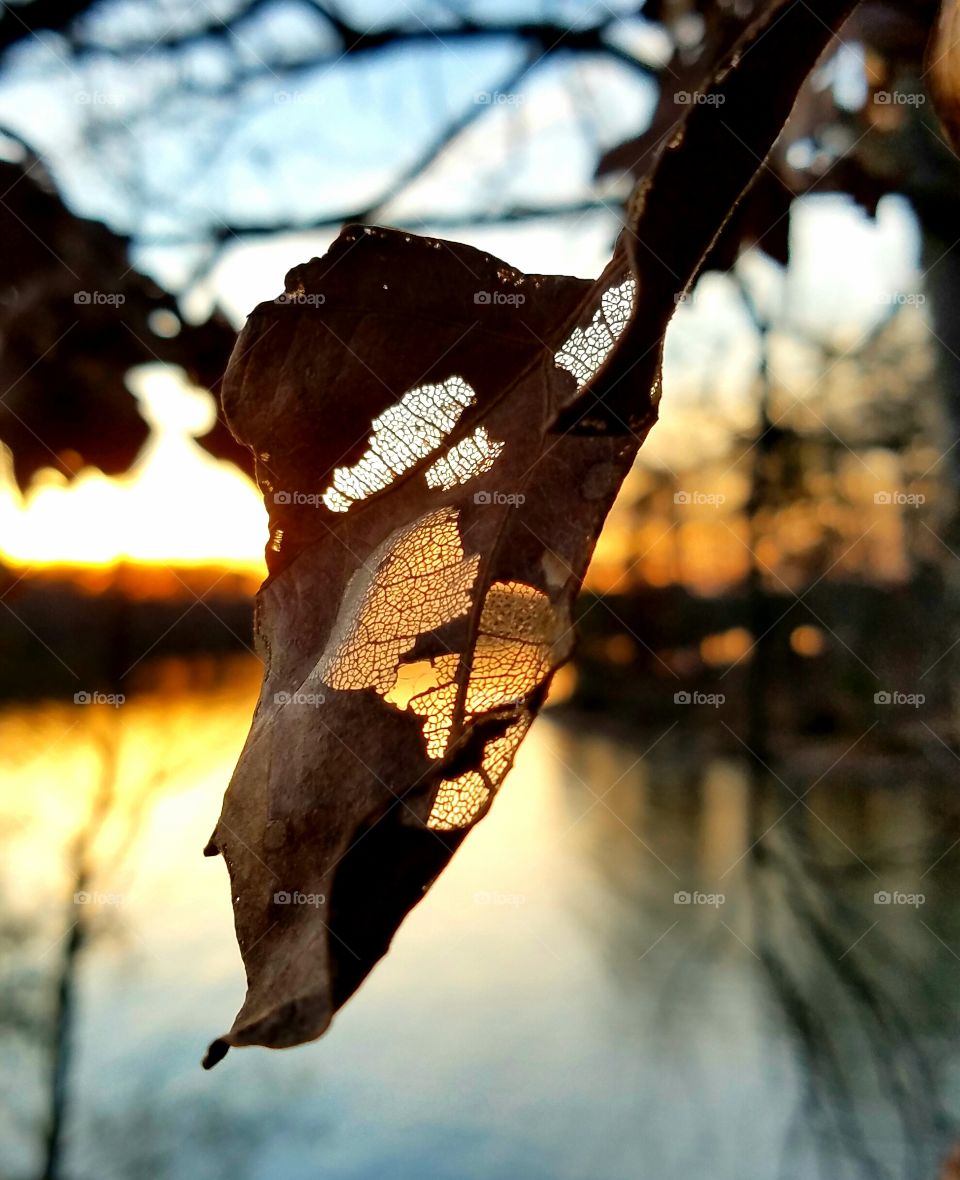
[{"left": 202, "top": 1038, "right": 230, "bottom": 1070}]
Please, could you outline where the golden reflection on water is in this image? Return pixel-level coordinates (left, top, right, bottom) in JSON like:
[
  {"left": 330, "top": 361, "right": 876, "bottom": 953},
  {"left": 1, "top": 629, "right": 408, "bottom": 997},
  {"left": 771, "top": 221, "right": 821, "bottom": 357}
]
[
  {"left": 0, "top": 658, "right": 260, "bottom": 929},
  {"left": 2, "top": 657, "right": 959, "bottom": 1179}
]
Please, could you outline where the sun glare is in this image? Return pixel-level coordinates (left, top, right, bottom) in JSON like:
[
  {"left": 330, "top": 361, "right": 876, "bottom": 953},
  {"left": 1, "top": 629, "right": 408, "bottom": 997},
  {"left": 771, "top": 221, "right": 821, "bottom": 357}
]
[{"left": 0, "top": 366, "right": 267, "bottom": 575}]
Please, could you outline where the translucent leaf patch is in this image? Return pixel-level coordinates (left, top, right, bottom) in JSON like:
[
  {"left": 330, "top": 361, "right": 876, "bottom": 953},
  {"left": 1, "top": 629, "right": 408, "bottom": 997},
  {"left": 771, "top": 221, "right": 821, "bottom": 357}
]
[{"left": 322, "top": 376, "right": 476, "bottom": 511}]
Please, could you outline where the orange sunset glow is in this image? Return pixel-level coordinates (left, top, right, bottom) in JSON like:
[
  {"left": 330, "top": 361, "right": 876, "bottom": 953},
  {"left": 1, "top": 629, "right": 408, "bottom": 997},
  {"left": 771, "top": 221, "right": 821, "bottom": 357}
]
[{"left": 0, "top": 367, "right": 267, "bottom": 579}]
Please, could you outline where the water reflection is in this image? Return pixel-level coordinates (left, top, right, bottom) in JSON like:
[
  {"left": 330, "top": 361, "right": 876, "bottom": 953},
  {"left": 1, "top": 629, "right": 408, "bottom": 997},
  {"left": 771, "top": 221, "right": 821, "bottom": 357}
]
[
  {"left": 553, "top": 725, "right": 960, "bottom": 1180},
  {"left": 1, "top": 659, "right": 959, "bottom": 1180}
]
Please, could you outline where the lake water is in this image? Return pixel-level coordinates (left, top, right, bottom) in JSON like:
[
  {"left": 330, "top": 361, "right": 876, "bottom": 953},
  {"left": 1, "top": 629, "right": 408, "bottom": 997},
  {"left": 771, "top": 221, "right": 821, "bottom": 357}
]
[{"left": 2, "top": 656, "right": 959, "bottom": 1180}]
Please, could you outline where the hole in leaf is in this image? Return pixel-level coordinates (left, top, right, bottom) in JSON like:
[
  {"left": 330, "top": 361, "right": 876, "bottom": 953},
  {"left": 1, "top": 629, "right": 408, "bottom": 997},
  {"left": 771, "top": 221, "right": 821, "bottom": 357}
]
[
  {"left": 424, "top": 426, "right": 504, "bottom": 490},
  {"left": 315, "top": 507, "right": 479, "bottom": 693},
  {"left": 322, "top": 376, "right": 477, "bottom": 512},
  {"left": 554, "top": 277, "right": 636, "bottom": 389}
]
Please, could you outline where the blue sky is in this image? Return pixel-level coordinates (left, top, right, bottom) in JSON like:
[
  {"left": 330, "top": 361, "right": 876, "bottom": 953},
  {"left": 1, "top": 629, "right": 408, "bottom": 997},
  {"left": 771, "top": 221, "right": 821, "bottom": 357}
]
[{"left": 0, "top": 1, "right": 928, "bottom": 425}]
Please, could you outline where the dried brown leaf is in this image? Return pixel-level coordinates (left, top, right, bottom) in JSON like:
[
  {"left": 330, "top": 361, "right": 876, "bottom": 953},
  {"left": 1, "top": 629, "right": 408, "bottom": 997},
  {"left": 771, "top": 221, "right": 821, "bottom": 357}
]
[
  {"left": 203, "top": 0, "right": 859, "bottom": 1067},
  {"left": 202, "top": 231, "right": 644, "bottom": 1064}
]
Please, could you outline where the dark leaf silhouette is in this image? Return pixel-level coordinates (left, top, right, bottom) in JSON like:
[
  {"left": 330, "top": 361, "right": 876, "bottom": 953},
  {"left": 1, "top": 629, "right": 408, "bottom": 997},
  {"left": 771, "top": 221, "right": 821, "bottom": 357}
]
[
  {"left": 0, "top": 156, "right": 245, "bottom": 489},
  {"left": 204, "top": 230, "right": 639, "bottom": 1064},
  {"left": 203, "top": 0, "right": 859, "bottom": 1066}
]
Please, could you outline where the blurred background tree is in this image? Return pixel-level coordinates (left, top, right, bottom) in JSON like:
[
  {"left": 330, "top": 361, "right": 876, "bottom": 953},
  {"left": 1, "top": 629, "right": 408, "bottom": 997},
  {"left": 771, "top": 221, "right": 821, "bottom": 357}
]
[{"left": 0, "top": 0, "right": 952, "bottom": 486}]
